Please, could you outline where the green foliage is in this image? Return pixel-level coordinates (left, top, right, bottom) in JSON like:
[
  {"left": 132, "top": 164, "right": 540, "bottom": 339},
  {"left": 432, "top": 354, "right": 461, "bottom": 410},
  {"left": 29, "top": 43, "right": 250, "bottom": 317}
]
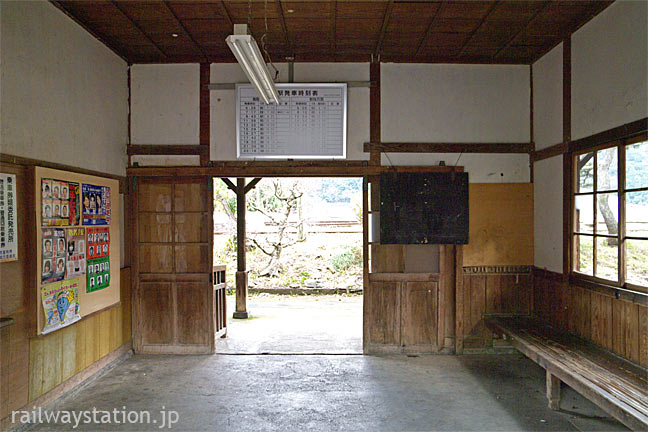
[
  {"left": 329, "top": 245, "right": 362, "bottom": 272},
  {"left": 319, "top": 178, "right": 362, "bottom": 203}
]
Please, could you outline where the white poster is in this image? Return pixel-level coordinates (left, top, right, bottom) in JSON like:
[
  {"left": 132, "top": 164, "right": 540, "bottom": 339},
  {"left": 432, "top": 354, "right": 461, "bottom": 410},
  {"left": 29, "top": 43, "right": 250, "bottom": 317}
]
[{"left": 0, "top": 173, "right": 18, "bottom": 262}]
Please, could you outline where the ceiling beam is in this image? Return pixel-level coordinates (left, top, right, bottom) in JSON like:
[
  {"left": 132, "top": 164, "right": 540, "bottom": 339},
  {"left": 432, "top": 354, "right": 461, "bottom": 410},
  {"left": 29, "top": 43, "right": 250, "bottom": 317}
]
[
  {"left": 373, "top": 0, "right": 394, "bottom": 59},
  {"left": 163, "top": 1, "right": 208, "bottom": 63},
  {"left": 364, "top": 142, "right": 534, "bottom": 154},
  {"left": 456, "top": 0, "right": 500, "bottom": 58},
  {"left": 492, "top": 0, "right": 552, "bottom": 60},
  {"left": 414, "top": 2, "right": 443, "bottom": 57},
  {"left": 276, "top": 0, "right": 294, "bottom": 58},
  {"left": 110, "top": 1, "right": 168, "bottom": 59}
]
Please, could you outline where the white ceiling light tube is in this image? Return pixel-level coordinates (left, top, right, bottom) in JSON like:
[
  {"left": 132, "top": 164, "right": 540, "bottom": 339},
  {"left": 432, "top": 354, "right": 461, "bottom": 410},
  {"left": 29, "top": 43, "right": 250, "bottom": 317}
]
[{"left": 226, "top": 33, "right": 280, "bottom": 104}]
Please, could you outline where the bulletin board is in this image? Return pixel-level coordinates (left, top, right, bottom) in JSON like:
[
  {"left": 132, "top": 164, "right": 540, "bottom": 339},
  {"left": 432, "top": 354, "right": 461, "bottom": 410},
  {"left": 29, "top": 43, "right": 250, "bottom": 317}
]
[
  {"left": 463, "top": 183, "right": 533, "bottom": 267},
  {"left": 34, "top": 167, "right": 120, "bottom": 335}
]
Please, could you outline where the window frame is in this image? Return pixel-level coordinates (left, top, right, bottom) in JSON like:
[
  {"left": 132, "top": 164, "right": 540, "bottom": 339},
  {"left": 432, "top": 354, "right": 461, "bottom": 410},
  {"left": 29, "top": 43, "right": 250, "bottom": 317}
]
[{"left": 570, "top": 132, "right": 648, "bottom": 294}]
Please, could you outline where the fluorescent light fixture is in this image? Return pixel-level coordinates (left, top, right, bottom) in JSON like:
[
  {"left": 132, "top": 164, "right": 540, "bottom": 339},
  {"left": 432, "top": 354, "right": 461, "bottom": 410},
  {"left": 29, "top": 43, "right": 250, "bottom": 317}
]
[{"left": 226, "top": 32, "right": 280, "bottom": 104}]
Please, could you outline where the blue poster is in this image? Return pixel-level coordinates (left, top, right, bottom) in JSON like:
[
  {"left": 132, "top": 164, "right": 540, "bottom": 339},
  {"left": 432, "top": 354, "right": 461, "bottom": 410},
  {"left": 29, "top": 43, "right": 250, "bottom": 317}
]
[{"left": 82, "top": 184, "right": 111, "bottom": 226}]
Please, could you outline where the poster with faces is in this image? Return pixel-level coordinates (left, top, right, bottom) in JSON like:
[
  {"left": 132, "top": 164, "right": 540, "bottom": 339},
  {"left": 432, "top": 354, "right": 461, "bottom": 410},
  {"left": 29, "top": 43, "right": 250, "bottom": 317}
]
[
  {"left": 65, "top": 228, "right": 86, "bottom": 278},
  {"left": 82, "top": 184, "right": 111, "bottom": 225},
  {"left": 41, "top": 179, "right": 80, "bottom": 226},
  {"left": 86, "top": 227, "right": 109, "bottom": 259},
  {"left": 87, "top": 257, "right": 110, "bottom": 293},
  {"left": 42, "top": 228, "right": 66, "bottom": 284}
]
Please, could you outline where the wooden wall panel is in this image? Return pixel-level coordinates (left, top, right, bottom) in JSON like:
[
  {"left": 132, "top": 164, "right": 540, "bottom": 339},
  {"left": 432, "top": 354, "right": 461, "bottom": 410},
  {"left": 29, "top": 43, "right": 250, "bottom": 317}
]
[
  {"left": 370, "top": 245, "right": 404, "bottom": 273},
  {"left": 174, "top": 245, "right": 208, "bottom": 273},
  {"left": 533, "top": 268, "right": 647, "bottom": 368},
  {"left": 174, "top": 183, "right": 207, "bottom": 212},
  {"left": 459, "top": 270, "right": 532, "bottom": 350},
  {"left": 27, "top": 267, "right": 132, "bottom": 403},
  {"left": 174, "top": 213, "right": 208, "bottom": 243},
  {"left": 0, "top": 163, "right": 31, "bottom": 419},
  {"left": 139, "top": 245, "right": 173, "bottom": 273}
]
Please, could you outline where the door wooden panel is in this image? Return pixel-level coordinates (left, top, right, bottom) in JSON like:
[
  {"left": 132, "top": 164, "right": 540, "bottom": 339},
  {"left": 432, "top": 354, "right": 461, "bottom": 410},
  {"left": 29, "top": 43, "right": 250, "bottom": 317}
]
[
  {"left": 138, "top": 282, "right": 174, "bottom": 345},
  {"left": 177, "top": 283, "right": 211, "bottom": 345},
  {"left": 402, "top": 281, "right": 438, "bottom": 348},
  {"left": 138, "top": 213, "right": 172, "bottom": 243},
  {"left": 133, "top": 177, "right": 216, "bottom": 354},
  {"left": 139, "top": 245, "right": 173, "bottom": 273},
  {"left": 367, "top": 281, "right": 401, "bottom": 346},
  {"left": 174, "top": 245, "right": 209, "bottom": 273}
]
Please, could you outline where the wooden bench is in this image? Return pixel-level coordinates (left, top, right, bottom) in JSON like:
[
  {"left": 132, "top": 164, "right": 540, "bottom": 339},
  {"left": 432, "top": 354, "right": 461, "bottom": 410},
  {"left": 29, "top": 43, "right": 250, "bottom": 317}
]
[{"left": 485, "top": 316, "right": 648, "bottom": 431}]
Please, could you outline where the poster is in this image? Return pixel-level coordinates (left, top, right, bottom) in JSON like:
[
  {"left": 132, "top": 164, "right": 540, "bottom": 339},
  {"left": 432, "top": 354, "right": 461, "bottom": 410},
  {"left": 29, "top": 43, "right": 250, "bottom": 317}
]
[
  {"left": 87, "top": 257, "right": 110, "bottom": 293},
  {"left": 41, "top": 228, "right": 66, "bottom": 284},
  {"left": 41, "top": 277, "right": 81, "bottom": 334},
  {"left": 41, "top": 179, "right": 80, "bottom": 226},
  {"left": 65, "top": 228, "right": 86, "bottom": 278},
  {"left": 82, "top": 184, "right": 111, "bottom": 225},
  {"left": 0, "top": 173, "right": 18, "bottom": 262},
  {"left": 86, "top": 227, "right": 109, "bottom": 259}
]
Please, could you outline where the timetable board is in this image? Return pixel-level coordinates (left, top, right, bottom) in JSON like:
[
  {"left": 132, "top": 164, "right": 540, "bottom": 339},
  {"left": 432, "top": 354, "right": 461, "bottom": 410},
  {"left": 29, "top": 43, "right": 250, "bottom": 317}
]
[{"left": 236, "top": 83, "right": 347, "bottom": 159}]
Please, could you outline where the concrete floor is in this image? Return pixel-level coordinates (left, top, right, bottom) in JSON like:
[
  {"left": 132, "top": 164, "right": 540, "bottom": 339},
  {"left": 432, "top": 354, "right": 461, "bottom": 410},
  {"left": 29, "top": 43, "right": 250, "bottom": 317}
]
[
  {"left": 214, "top": 294, "right": 363, "bottom": 354},
  {"left": 24, "top": 296, "right": 627, "bottom": 431}
]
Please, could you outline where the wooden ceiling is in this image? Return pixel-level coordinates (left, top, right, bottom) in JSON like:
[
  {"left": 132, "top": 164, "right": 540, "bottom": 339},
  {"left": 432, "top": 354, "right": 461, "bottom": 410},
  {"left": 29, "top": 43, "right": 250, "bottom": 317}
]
[{"left": 52, "top": 0, "right": 613, "bottom": 64}]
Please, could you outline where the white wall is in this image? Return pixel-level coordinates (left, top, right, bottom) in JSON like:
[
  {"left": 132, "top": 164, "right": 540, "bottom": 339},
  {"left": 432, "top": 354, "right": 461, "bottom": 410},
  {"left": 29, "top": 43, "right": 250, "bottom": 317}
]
[
  {"left": 572, "top": 0, "right": 647, "bottom": 140},
  {"left": 532, "top": 44, "right": 564, "bottom": 272},
  {"left": 532, "top": 0, "right": 648, "bottom": 272},
  {"left": 1, "top": 0, "right": 128, "bottom": 265},
  {"left": 381, "top": 63, "right": 531, "bottom": 182},
  {"left": 0, "top": 0, "right": 128, "bottom": 177}
]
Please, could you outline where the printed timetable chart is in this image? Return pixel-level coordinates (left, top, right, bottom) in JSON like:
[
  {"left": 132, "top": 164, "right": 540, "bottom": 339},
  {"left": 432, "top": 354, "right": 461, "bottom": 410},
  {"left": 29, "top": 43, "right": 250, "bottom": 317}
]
[{"left": 236, "top": 83, "right": 347, "bottom": 159}]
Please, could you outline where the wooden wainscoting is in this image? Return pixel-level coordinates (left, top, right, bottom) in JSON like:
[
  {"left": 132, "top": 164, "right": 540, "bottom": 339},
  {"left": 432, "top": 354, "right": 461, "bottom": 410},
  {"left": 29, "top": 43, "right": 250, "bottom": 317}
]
[
  {"left": 533, "top": 268, "right": 647, "bottom": 367},
  {"left": 457, "top": 266, "right": 533, "bottom": 352}
]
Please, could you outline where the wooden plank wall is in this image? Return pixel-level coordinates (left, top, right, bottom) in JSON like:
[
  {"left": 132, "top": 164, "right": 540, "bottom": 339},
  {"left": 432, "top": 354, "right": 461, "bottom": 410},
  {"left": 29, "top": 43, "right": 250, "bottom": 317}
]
[
  {"left": 27, "top": 267, "right": 132, "bottom": 401},
  {"left": 533, "top": 268, "right": 647, "bottom": 368},
  {"left": 459, "top": 270, "right": 533, "bottom": 350}
]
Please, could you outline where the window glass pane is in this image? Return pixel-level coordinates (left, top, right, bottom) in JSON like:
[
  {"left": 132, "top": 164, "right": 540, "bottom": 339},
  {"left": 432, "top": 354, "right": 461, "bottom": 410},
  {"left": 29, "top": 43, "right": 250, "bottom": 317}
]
[
  {"left": 574, "top": 195, "right": 593, "bottom": 233},
  {"left": 574, "top": 235, "right": 593, "bottom": 275},
  {"left": 626, "top": 239, "right": 648, "bottom": 287},
  {"left": 626, "top": 191, "right": 648, "bottom": 237},
  {"left": 596, "top": 147, "right": 617, "bottom": 191},
  {"left": 626, "top": 141, "right": 648, "bottom": 189},
  {"left": 596, "top": 192, "right": 618, "bottom": 235},
  {"left": 595, "top": 237, "right": 618, "bottom": 281},
  {"left": 577, "top": 153, "right": 594, "bottom": 193}
]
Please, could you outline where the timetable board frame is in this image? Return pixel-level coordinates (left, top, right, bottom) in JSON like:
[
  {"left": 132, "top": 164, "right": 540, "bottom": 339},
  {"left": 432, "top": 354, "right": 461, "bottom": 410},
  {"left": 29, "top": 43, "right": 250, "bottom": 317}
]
[{"left": 236, "top": 83, "right": 347, "bottom": 159}]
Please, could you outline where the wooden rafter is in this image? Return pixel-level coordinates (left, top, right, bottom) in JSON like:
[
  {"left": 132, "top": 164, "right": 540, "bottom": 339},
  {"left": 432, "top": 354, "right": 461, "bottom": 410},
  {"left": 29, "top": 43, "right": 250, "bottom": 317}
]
[
  {"left": 373, "top": 0, "right": 394, "bottom": 58},
  {"left": 276, "top": 0, "right": 293, "bottom": 57},
  {"left": 163, "top": 1, "right": 208, "bottom": 62},
  {"left": 456, "top": 0, "right": 501, "bottom": 58},
  {"left": 110, "top": 1, "right": 168, "bottom": 59},
  {"left": 414, "top": 2, "right": 443, "bottom": 57},
  {"left": 127, "top": 145, "right": 208, "bottom": 156},
  {"left": 220, "top": 0, "right": 234, "bottom": 30},
  {"left": 492, "top": 0, "right": 553, "bottom": 60}
]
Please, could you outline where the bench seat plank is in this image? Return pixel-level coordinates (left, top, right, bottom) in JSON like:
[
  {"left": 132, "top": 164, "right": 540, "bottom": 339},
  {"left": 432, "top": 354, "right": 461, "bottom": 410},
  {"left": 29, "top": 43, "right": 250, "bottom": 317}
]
[{"left": 485, "top": 316, "right": 648, "bottom": 431}]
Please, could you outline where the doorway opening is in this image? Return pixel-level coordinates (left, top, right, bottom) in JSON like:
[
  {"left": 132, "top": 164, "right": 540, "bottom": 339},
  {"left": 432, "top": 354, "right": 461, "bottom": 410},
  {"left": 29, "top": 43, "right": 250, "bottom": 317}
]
[{"left": 212, "top": 177, "right": 364, "bottom": 354}]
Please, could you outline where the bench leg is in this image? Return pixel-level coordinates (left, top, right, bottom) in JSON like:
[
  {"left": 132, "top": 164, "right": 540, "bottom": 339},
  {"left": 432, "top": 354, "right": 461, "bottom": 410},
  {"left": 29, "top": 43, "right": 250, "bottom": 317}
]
[{"left": 546, "top": 371, "right": 561, "bottom": 410}]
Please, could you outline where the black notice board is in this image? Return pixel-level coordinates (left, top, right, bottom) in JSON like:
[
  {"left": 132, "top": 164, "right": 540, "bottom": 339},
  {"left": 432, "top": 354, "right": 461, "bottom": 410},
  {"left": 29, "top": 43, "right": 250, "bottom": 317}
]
[{"left": 380, "top": 172, "right": 469, "bottom": 244}]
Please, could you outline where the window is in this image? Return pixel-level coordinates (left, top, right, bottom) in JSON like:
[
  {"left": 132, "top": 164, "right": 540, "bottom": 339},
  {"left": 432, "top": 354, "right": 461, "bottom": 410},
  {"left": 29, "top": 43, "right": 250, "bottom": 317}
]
[{"left": 572, "top": 136, "right": 648, "bottom": 291}]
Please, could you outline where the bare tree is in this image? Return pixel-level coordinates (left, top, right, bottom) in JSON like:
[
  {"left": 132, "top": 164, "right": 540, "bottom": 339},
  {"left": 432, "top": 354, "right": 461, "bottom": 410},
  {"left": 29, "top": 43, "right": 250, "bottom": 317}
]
[
  {"left": 249, "top": 180, "right": 306, "bottom": 276},
  {"left": 597, "top": 150, "right": 618, "bottom": 245}
]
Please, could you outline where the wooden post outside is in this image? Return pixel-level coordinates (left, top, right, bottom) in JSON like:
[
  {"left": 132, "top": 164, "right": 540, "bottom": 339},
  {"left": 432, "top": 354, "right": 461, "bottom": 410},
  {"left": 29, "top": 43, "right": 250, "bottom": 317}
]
[
  {"left": 234, "top": 177, "right": 249, "bottom": 319},
  {"left": 546, "top": 371, "right": 561, "bottom": 410}
]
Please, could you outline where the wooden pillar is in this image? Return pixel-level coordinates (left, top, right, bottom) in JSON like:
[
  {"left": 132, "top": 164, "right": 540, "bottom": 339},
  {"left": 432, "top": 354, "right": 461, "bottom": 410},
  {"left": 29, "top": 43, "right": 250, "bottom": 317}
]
[
  {"left": 234, "top": 178, "right": 249, "bottom": 318},
  {"left": 199, "top": 63, "right": 210, "bottom": 167},
  {"left": 369, "top": 62, "right": 381, "bottom": 166},
  {"left": 546, "top": 371, "right": 561, "bottom": 410},
  {"left": 562, "top": 36, "right": 572, "bottom": 279}
]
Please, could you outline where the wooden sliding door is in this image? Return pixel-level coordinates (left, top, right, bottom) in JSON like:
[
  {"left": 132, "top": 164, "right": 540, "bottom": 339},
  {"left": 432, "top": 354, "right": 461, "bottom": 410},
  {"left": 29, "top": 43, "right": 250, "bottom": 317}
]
[{"left": 132, "top": 176, "right": 216, "bottom": 354}]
